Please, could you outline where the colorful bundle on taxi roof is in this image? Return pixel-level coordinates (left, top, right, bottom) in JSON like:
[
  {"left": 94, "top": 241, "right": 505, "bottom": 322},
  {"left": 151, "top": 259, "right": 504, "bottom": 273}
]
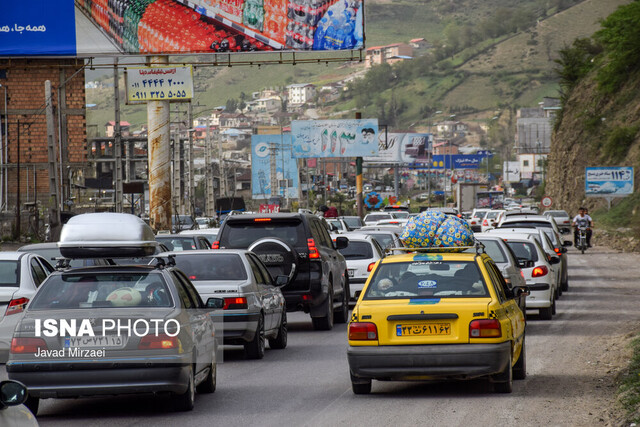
[{"left": 400, "top": 210, "right": 474, "bottom": 251}]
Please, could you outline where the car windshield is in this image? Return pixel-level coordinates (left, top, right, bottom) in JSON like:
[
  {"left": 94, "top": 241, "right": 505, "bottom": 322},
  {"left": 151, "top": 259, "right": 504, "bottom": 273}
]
[
  {"left": 29, "top": 273, "right": 174, "bottom": 309},
  {"left": 328, "top": 220, "right": 344, "bottom": 230},
  {"left": 503, "top": 220, "right": 552, "bottom": 229},
  {"left": 339, "top": 241, "right": 373, "bottom": 260},
  {"left": 220, "top": 220, "right": 304, "bottom": 248},
  {"left": 365, "top": 214, "right": 391, "bottom": 222},
  {"left": 366, "top": 233, "right": 394, "bottom": 249},
  {"left": 486, "top": 211, "right": 502, "bottom": 219},
  {"left": 155, "top": 237, "right": 197, "bottom": 251},
  {"left": 505, "top": 241, "right": 539, "bottom": 263},
  {"left": 0, "top": 261, "right": 19, "bottom": 287},
  {"left": 392, "top": 212, "right": 409, "bottom": 219},
  {"left": 341, "top": 217, "right": 363, "bottom": 228},
  {"left": 473, "top": 211, "right": 488, "bottom": 219},
  {"left": 172, "top": 254, "right": 248, "bottom": 281},
  {"left": 363, "top": 261, "right": 488, "bottom": 299},
  {"left": 545, "top": 211, "right": 568, "bottom": 218}
]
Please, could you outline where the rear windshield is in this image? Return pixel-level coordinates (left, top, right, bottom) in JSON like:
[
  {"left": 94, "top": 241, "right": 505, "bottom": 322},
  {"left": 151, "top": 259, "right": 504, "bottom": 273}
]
[
  {"left": 155, "top": 237, "right": 197, "bottom": 251},
  {"left": 366, "top": 233, "right": 394, "bottom": 250},
  {"left": 30, "top": 273, "right": 173, "bottom": 309},
  {"left": 365, "top": 214, "right": 391, "bottom": 222},
  {"left": 502, "top": 221, "right": 552, "bottom": 229},
  {"left": 328, "top": 220, "right": 344, "bottom": 230},
  {"left": 0, "top": 261, "right": 19, "bottom": 287},
  {"left": 172, "top": 254, "right": 248, "bottom": 281},
  {"left": 339, "top": 241, "right": 373, "bottom": 260},
  {"left": 220, "top": 219, "right": 304, "bottom": 248},
  {"left": 21, "top": 248, "right": 105, "bottom": 268},
  {"left": 472, "top": 240, "right": 507, "bottom": 263},
  {"left": 363, "top": 261, "right": 487, "bottom": 299},
  {"left": 473, "top": 211, "right": 488, "bottom": 219},
  {"left": 505, "top": 242, "right": 539, "bottom": 262},
  {"left": 545, "top": 211, "right": 567, "bottom": 218},
  {"left": 341, "top": 217, "right": 363, "bottom": 228},
  {"left": 486, "top": 211, "right": 502, "bottom": 219}
]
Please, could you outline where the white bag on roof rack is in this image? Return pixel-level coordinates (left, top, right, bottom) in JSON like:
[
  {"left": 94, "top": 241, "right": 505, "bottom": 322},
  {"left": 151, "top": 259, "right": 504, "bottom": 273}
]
[{"left": 58, "top": 213, "right": 158, "bottom": 259}]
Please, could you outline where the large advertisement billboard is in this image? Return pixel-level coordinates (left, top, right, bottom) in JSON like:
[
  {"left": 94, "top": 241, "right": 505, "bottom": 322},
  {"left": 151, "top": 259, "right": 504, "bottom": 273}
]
[
  {"left": 585, "top": 166, "right": 634, "bottom": 196},
  {"left": 251, "top": 135, "right": 299, "bottom": 199},
  {"left": 291, "top": 119, "right": 378, "bottom": 158},
  {"left": 0, "top": 0, "right": 364, "bottom": 56},
  {"left": 364, "top": 133, "right": 431, "bottom": 165}
]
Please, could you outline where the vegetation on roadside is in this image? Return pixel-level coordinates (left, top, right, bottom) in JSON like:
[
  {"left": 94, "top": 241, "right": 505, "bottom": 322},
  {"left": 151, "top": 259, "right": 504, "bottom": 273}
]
[{"left": 617, "top": 335, "right": 640, "bottom": 424}]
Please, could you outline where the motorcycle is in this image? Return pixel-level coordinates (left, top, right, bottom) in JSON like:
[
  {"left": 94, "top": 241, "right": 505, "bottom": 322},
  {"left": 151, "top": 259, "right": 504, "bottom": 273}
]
[{"left": 575, "top": 225, "right": 589, "bottom": 254}]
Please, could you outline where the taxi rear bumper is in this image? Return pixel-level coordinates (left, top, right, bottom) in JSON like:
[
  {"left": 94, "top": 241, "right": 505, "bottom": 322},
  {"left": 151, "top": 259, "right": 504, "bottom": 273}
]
[{"left": 348, "top": 342, "right": 511, "bottom": 380}]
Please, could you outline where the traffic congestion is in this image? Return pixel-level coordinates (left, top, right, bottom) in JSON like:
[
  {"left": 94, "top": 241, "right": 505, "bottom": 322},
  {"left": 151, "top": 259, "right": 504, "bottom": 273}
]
[{"left": 0, "top": 201, "right": 590, "bottom": 424}]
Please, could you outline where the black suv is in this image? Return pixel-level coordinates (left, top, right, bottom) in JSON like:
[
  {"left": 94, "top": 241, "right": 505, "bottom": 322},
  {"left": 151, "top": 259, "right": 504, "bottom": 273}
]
[{"left": 214, "top": 213, "right": 350, "bottom": 330}]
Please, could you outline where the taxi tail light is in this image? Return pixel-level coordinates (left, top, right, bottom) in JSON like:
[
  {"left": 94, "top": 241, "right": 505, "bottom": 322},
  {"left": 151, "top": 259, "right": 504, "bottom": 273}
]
[
  {"left": 5, "top": 297, "right": 29, "bottom": 316},
  {"left": 11, "top": 337, "right": 47, "bottom": 354},
  {"left": 138, "top": 334, "right": 179, "bottom": 350},
  {"left": 532, "top": 265, "right": 548, "bottom": 277},
  {"left": 223, "top": 297, "right": 248, "bottom": 310},
  {"left": 349, "top": 322, "right": 378, "bottom": 340},
  {"left": 307, "top": 238, "right": 320, "bottom": 259},
  {"left": 212, "top": 241, "right": 220, "bottom": 249},
  {"left": 367, "top": 262, "right": 375, "bottom": 272},
  {"left": 469, "top": 319, "right": 502, "bottom": 338}
]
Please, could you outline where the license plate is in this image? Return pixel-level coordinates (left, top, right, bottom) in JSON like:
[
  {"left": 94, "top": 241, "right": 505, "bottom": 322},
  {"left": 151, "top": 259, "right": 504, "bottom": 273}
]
[
  {"left": 348, "top": 269, "right": 355, "bottom": 277},
  {"left": 396, "top": 323, "right": 451, "bottom": 336},
  {"left": 65, "top": 335, "right": 127, "bottom": 349}
]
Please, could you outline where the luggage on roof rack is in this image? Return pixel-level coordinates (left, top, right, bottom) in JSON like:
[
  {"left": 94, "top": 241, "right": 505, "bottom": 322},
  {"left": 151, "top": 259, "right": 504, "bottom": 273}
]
[{"left": 58, "top": 213, "right": 158, "bottom": 259}]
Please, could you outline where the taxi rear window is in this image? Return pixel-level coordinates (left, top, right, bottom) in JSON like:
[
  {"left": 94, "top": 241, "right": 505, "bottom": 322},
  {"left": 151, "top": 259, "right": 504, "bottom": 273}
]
[{"left": 363, "top": 261, "right": 488, "bottom": 299}]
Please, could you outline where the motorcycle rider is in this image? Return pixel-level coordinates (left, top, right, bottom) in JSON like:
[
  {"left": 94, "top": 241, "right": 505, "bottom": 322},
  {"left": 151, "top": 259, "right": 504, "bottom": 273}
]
[{"left": 572, "top": 207, "right": 593, "bottom": 248}]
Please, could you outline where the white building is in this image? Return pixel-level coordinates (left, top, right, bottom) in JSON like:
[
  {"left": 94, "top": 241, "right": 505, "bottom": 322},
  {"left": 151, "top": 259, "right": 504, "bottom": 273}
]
[{"left": 287, "top": 83, "right": 316, "bottom": 105}]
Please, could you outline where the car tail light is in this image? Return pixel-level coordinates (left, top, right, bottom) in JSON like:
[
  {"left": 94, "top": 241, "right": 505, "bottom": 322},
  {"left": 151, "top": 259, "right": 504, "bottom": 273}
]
[
  {"left": 11, "top": 337, "right": 47, "bottom": 354},
  {"left": 254, "top": 218, "right": 272, "bottom": 222},
  {"left": 367, "top": 262, "right": 375, "bottom": 272},
  {"left": 483, "top": 219, "right": 489, "bottom": 226},
  {"left": 349, "top": 322, "right": 378, "bottom": 340},
  {"left": 223, "top": 297, "right": 248, "bottom": 310},
  {"left": 301, "top": 294, "right": 312, "bottom": 301},
  {"left": 554, "top": 247, "right": 562, "bottom": 255},
  {"left": 469, "top": 319, "right": 502, "bottom": 338},
  {"left": 138, "top": 334, "right": 179, "bottom": 350},
  {"left": 532, "top": 265, "right": 548, "bottom": 277},
  {"left": 520, "top": 270, "right": 525, "bottom": 279},
  {"left": 212, "top": 241, "right": 220, "bottom": 249},
  {"left": 6, "top": 297, "right": 29, "bottom": 316},
  {"left": 308, "top": 238, "right": 320, "bottom": 259}
]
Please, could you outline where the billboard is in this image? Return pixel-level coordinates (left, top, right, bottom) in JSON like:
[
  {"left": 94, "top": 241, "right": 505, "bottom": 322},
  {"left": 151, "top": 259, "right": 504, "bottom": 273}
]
[
  {"left": 251, "top": 135, "right": 299, "bottom": 199},
  {"left": 365, "top": 133, "right": 431, "bottom": 164},
  {"left": 585, "top": 167, "right": 634, "bottom": 196},
  {"left": 126, "top": 66, "right": 194, "bottom": 102},
  {"left": 503, "top": 161, "right": 521, "bottom": 183},
  {"left": 291, "top": 119, "right": 378, "bottom": 158},
  {"left": 409, "top": 154, "right": 483, "bottom": 170},
  {"left": 0, "top": 0, "right": 364, "bottom": 57}
]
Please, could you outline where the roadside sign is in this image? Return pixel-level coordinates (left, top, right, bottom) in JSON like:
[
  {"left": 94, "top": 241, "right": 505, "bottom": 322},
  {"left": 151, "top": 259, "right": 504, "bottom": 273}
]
[
  {"left": 585, "top": 167, "right": 634, "bottom": 196},
  {"left": 541, "top": 196, "right": 553, "bottom": 208},
  {"left": 125, "top": 66, "right": 193, "bottom": 103}
]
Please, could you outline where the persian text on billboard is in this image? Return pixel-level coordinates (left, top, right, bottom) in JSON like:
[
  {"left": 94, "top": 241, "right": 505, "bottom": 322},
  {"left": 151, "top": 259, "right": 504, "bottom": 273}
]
[
  {"left": 291, "top": 119, "right": 378, "bottom": 158},
  {"left": 0, "top": 0, "right": 364, "bottom": 57},
  {"left": 364, "top": 133, "right": 431, "bottom": 164},
  {"left": 585, "top": 167, "right": 634, "bottom": 196}
]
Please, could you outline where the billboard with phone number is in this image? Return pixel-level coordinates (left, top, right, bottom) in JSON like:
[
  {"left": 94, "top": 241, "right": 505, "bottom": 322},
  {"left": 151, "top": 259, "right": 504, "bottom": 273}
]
[
  {"left": 585, "top": 166, "right": 634, "bottom": 196},
  {"left": 0, "top": 0, "right": 364, "bottom": 57}
]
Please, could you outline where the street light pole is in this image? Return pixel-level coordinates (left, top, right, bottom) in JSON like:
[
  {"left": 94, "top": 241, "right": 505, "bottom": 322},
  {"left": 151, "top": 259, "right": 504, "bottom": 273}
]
[{"left": 427, "top": 110, "right": 441, "bottom": 206}]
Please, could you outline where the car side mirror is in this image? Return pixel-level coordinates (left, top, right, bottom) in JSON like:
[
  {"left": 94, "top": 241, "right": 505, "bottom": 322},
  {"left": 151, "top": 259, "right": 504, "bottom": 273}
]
[
  {"left": 548, "top": 256, "right": 560, "bottom": 265},
  {"left": 518, "top": 259, "right": 534, "bottom": 269},
  {"left": 0, "top": 380, "right": 28, "bottom": 409},
  {"left": 334, "top": 236, "right": 349, "bottom": 250},
  {"left": 275, "top": 275, "right": 289, "bottom": 287},
  {"left": 515, "top": 286, "right": 531, "bottom": 298},
  {"left": 206, "top": 298, "right": 225, "bottom": 309}
]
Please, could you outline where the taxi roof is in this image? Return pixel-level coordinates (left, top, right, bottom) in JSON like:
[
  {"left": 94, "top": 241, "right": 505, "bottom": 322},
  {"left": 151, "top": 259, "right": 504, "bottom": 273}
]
[{"left": 379, "top": 250, "right": 484, "bottom": 264}]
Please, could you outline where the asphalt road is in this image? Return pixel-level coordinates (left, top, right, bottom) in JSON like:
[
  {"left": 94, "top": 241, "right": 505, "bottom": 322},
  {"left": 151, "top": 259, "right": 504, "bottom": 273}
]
[{"left": 2, "top": 245, "right": 638, "bottom": 426}]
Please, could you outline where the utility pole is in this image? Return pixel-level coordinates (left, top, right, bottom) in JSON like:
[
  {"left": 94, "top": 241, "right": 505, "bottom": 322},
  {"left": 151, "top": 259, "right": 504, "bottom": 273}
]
[
  {"left": 355, "top": 112, "right": 363, "bottom": 218},
  {"left": 187, "top": 102, "right": 194, "bottom": 218},
  {"left": 205, "top": 118, "right": 215, "bottom": 216},
  {"left": 114, "top": 61, "right": 123, "bottom": 213},
  {"left": 45, "top": 81, "right": 61, "bottom": 240}
]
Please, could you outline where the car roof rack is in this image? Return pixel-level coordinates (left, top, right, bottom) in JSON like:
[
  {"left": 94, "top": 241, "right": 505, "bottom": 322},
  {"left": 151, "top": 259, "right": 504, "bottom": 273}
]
[{"left": 385, "top": 241, "right": 486, "bottom": 255}]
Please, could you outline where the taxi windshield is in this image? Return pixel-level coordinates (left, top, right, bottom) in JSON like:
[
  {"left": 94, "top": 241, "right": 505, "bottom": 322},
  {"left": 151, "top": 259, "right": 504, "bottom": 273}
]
[{"left": 363, "top": 260, "right": 488, "bottom": 299}]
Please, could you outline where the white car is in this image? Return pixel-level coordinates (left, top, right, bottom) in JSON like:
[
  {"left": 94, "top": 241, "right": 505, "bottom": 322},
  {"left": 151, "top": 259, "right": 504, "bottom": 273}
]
[
  {"left": 362, "top": 212, "right": 395, "bottom": 226},
  {"left": 354, "top": 228, "right": 404, "bottom": 255},
  {"left": 485, "top": 231, "right": 558, "bottom": 320},
  {"left": 469, "top": 209, "right": 489, "bottom": 232},
  {"left": 336, "top": 234, "right": 385, "bottom": 301},
  {"left": 481, "top": 209, "right": 506, "bottom": 232},
  {"left": 180, "top": 227, "right": 219, "bottom": 243},
  {"left": 375, "top": 218, "right": 409, "bottom": 227},
  {"left": 0, "top": 252, "right": 54, "bottom": 362}
]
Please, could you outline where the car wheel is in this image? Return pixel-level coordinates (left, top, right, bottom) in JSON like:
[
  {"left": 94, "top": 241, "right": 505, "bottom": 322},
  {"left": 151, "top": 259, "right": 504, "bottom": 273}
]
[
  {"left": 513, "top": 337, "right": 526, "bottom": 380},
  {"left": 351, "top": 373, "right": 372, "bottom": 395},
  {"left": 333, "top": 278, "right": 349, "bottom": 324},
  {"left": 269, "top": 311, "right": 288, "bottom": 349},
  {"left": 174, "top": 364, "right": 195, "bottom": 411},
  {"left": 493, "top": 353, "right": 513, "bottom": 393},
  {"left": 539, "top": 305, "right": 553, "bottom": 320},
  {"left": 561, "top": 276, "right": 569, "bottom": 292},
  {"left": 25, "top": 395, "right": 39, "bottom": 416},
  {"left": 245, "top": 314, "right": 266, "bottom": 359},
  {"left": 196, "top": 361, "right": 216, "bottom": 394},
  {"left": 312, "top": 285, "right": 334, "bottom": 331}
]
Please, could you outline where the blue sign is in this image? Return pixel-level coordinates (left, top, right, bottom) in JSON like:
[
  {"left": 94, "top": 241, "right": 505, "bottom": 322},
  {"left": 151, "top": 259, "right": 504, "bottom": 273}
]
[
  {"left": 585, "top": 167, "right": 634, "bottom": 196},
  {"left": 412, "top": 155, "right": 482, "bottom": 170},
  {"left": 291, "top": 119, "right": 379, "bottom": 158},
  {"left": 251, "top": 135, "right": 299, "bottom": 199}
]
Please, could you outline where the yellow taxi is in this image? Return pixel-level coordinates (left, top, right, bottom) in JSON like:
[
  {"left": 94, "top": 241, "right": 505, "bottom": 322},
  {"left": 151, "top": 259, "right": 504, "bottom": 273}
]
[{"left": 347, "top": 246, "right": 528, "bottom": 394}]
